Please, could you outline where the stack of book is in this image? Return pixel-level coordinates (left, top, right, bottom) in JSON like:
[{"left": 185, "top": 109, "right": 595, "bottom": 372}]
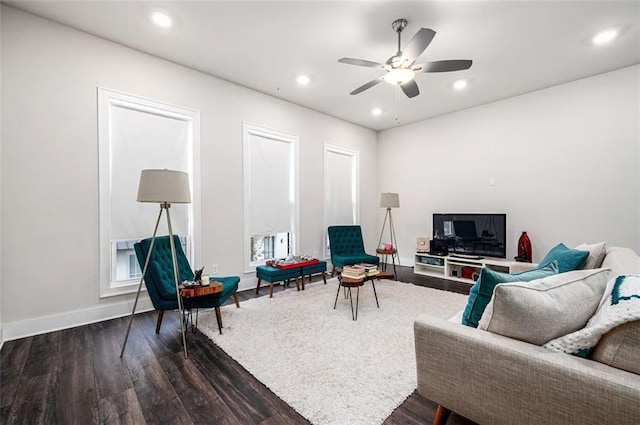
[
  {"left": 341, "top": 263, "right": 380, "bottom": 279},
  {"left": 341, "top": 265, "right": 366, "bottom": 279},
  {"left": 361, "top": 263, "right": 380, "bottom": 276}
]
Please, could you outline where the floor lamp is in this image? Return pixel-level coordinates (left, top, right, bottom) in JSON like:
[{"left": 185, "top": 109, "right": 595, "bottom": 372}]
[
  {"left": 120, "top": 169, "right": 191, "bottom": 359},
  {"left": 377, "top": 192, "right": 400, "bottom": 265}
]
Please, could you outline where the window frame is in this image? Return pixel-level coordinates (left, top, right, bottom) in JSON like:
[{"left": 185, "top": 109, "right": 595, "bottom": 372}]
[
  {"left": 242, "top": 122, "right": 299, "bottom": 272},
  {"left": 98, "top": 87, "right": 201, "bottom": 298},
  {"left": 323, "top": 144, "right": 360, "bottom": 259}
]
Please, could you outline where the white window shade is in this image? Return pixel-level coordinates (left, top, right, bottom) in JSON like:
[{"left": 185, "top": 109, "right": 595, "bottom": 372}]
[
  {"left": 110, "top": 104, "right": 191, "bottom": 240},
  {"left": 248, "top": 133, "right": 294, "bottom": 236},
  {"left": 326, "top": 150, "right": 357, "bottom": 225}
]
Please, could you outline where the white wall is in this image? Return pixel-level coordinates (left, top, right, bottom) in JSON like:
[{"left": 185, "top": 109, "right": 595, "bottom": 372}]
[
  {"left": 379, "top": 65, "right": 640, "bottom": 265},
  {"left": 0, "top": 6, "right": 378, "bottom": 339}
]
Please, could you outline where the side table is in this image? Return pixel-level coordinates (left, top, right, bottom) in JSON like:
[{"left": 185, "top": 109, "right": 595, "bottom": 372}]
[
  {"left": 180, "top": 282, "right": 223, "bottom": 333},
  {"left": 334, "top": 271, "right": 395, "bottom": 320},
  {"left": 376, "top": 248, "right": 399, "bottom": 277}
]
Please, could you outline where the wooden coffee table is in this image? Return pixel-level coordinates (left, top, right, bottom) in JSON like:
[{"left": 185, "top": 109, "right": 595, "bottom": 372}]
[{"left": 334, "top": 271, "right": 395, "bottom": 320}]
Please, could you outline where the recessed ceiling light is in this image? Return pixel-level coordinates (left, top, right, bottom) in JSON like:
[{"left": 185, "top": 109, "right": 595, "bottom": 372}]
[
  {"left": 371, "top": 108, "right": 382, "bottom": 116},
  {"left": 151, "top": 12, "right": 172, "bottom": 28},
  {"left": 592, "top": 28, "right": 618, "bottom": 45},
  {"left": 296, "top": 75, "right": 310, "bottom": 86},
  {"left": 453, "top": 79, "right": 468, "bottom": 90}
]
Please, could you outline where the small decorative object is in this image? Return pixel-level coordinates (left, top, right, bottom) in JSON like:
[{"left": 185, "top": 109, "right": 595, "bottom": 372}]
[
  {"left": 384, "top": 243, "right": 393, "bottom": 251},
  {"left": 201, "top": 274, "right": 210, "bottom": 286},
  {"left": 516, "top": 231, "right": 532, "bottom": 262},
  {"left": 194, "top": 266, "right": 205, "bottom": 283}
]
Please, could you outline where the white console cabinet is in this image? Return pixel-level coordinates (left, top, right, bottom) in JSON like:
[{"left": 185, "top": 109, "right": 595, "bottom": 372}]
[{"left": 414, "top": 252, "right": 535, "bottom": 284}]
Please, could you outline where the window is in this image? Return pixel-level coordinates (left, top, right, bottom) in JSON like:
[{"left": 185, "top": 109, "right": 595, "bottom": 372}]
[
  {"left": 98, "top": 88, "right": 200, "bottom": 297},
  {"left": 324, "top": 145, "right": 359, "bottom": 257},
  {"left": 243, "top": 122, "right": 299, "bottom": 271}
]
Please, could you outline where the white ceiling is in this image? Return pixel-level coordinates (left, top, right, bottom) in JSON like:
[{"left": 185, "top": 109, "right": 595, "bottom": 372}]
[{"left": 6, "top": 1, "right": 640, "bottom": 131}]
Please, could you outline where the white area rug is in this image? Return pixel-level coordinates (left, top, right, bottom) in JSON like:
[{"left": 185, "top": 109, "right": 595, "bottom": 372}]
[{"left": 199, "top": 278, "right": 467, "bottom": 425}]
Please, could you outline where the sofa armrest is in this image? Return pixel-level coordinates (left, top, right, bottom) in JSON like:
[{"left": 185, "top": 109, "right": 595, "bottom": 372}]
[{"left": 414, "top": 315, "right": 640, "bottom": 425}]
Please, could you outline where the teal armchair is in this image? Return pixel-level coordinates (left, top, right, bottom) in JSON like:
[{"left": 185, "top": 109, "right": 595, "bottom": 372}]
[
  {"left": 327, "top": 225, "right": 379, "bottom": 275},
  {"left": 134, "top": 235, "right": 240, "bottom": 334}
]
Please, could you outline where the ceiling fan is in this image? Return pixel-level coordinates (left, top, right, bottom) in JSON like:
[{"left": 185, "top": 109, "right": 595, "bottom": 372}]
[{"left": 339, "top": 18, "right": 472, "bottom": 98}]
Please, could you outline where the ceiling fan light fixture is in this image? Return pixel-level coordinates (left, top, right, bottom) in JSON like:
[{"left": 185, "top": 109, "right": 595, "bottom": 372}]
[{"left": 384, "top": 68, "right": 415, "bottom": 86}]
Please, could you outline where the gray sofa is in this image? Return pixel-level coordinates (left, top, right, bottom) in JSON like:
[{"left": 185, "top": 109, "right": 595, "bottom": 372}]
[{"left": 414, "top": 246, "right": 640, "bottom": 425}]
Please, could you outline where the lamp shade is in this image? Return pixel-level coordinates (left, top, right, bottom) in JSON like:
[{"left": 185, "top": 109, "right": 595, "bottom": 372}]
[
  {"left": 379, "top": 192, "right": 400, "bottom": 208},
  {"left": 137, "top": 169, "right": 191, "bottom": 203}
]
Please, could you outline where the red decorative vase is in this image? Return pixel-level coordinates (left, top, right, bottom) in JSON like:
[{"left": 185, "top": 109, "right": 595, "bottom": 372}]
[{"left": 517, "top": 231, "right": 532, "bottom": 263}]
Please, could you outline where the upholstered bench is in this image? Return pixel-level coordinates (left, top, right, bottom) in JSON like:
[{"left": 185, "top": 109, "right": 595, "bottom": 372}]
[
  {"left": 300, "top": 260, "right": 328, "bottom": 290},
  {"left": 255, "top": 265, "right": 301, "bottom": 298}
]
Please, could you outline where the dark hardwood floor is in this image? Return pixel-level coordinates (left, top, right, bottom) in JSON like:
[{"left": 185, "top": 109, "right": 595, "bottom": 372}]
[{"left": 1, "top": 265, "right": 476, "bottom": 425}]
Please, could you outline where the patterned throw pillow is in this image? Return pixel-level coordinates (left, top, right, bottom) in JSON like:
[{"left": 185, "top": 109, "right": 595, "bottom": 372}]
[{"left": 544, "top": 274, "right": 640, "bottom": 363}]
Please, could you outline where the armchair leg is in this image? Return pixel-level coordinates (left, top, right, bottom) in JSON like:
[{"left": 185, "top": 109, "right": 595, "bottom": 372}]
[
  {"left": 433, "top": 405, "right": 452, "bottom": 425},
  {"left": 233, "top": 293, "right": 240, "bottom": 308},
  {"left": 331, "top": 266, "right": 336, "bottom": 277},
  {"left": 322, "top": 272, "right": 327, "bottom": 284},
  {"left": 256, "top": 278, "right": 262, "bottom": 294},
  {"left": 155, "top": 310, "right": 165, "bottom": 334}
]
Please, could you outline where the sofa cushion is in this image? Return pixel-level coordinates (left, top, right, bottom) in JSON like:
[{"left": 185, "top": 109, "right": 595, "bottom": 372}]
[
  {"left": 601, "top": 246, "right": 640, "bottom": 277},
  {"left": 461, "top": 261, "right": 559, "bottom": 328},
  {"left": 538, "top": 243, "right": 589, "bottom": 272},
  {"left": 478, "top": 268, "right": 610, "bottom": 345},
  {"left": 576, "top": 241, "right": 607, "bottom": 269},
  {"left": 591, "top": 320, "right": 640, "bottom": 374}
]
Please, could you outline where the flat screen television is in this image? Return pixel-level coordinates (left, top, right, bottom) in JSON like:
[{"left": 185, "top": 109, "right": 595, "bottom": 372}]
[{"left": 432, "top": 213, "right": 507, "bottom": 258}]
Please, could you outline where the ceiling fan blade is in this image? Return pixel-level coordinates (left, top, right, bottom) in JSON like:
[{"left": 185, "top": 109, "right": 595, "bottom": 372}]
[
  {"left": 339, "top": 58, "right": 386, "bottom": 68},
  {"left": 413, "top": 60, "right": 473, "bottom": 73},
  {"left": 401, "top": 80, "right": 420, "bottom": 98},
  {"left": 350, "top": 76, "right": 385, "bottom": 95},
  {"left": 401, "top": 28, "right": 436, "bottom": 62}
]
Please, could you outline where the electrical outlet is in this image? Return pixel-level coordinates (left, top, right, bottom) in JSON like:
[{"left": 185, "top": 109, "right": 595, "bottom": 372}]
[{"left": 210, "top": 264, "right": 219, "bottom": 275}]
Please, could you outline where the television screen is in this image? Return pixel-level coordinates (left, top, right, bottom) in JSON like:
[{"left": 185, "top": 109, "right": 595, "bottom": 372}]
[{"left": 432, "top": 213, "right": 507, "bottom": 258}]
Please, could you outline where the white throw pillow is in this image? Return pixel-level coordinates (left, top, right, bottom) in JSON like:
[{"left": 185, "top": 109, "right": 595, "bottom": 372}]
[
  {"left": 478, "top": 268, "right": 610, "bottom": 345},
  {"left": 576, "top": 241, "right": 607, "bottom": 269}
]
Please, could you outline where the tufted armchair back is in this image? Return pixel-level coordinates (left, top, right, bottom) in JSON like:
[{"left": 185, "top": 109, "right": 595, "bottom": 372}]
[
  {"left": 328, "top": 225, "right": 366, "bottom": 255},
  {"left": 135, "top": 235, "right": 194, "bottom": 310},
  {"left": 327, "top": 226, "right": 379, "bottom": 272}
]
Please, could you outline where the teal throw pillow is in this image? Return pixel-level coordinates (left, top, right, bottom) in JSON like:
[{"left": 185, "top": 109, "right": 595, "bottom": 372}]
[
  {"left": 537, "top": 243, "right": 589, "bottom": 273},
  {"left": 461, "top": 261, "right": 559, "bottom": 328}
]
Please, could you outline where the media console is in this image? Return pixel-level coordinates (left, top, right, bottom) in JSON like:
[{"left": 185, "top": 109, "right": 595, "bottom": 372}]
[{"left": 414, "top": 252, "right": 535, "bottom": 284}]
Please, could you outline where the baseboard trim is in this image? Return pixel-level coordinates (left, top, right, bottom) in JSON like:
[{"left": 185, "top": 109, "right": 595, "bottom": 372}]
[
  {"left": 4, "top": 277, "right": 260, "bottom": 341},
  {"left": 3, "top": 298, "right": 155, "bottom": 342}
]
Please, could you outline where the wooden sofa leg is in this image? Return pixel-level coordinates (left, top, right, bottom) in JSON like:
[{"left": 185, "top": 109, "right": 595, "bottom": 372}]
[
  {"left": 233, "top": 293, "right": 240, "bottom": 308},
  {"left": 433, "top": 405, "right": 452, "bottom": 425},
  {"left": 155, "top": 310, "right": 164, "bottom": 334},
  {"left": 256, "top": 278, "right": 262, "bottom": 294}
]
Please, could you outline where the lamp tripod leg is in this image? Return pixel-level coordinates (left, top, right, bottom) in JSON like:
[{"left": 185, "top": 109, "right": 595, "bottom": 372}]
[
  {"left": 120, "top": 207, "right": 164, "bottom": 358},
  {"left": 377, "top": 208, "right": 390, "bottom": 249},
  {"left": 388, "top": 211, "right": 400, "bottom": 267},
  {"left": 166, "top": 205, "right": 189, "bottom": 358}
]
